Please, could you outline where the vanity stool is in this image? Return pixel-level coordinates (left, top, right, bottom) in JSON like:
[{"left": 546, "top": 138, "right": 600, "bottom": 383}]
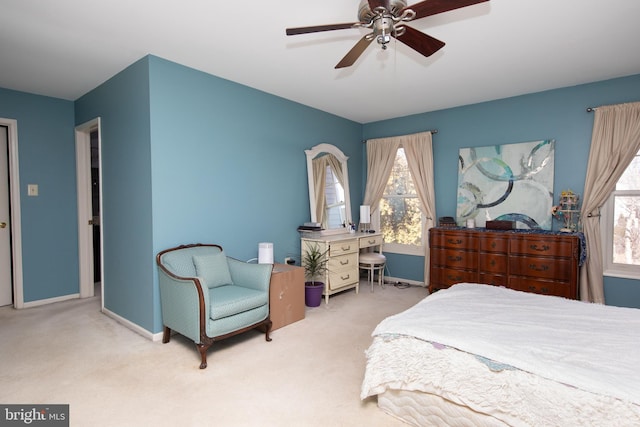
[{"left": 359, "top": 252, "right": 386, "bottom": 292}]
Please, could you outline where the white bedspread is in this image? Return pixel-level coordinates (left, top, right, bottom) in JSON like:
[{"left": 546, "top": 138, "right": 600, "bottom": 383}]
[{"left": 369, "top": 283, "right": 640, "bottom": 404}]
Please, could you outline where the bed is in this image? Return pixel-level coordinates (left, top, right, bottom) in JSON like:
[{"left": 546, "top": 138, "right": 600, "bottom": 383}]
[{"left": 361, "top": 283, "right": 640, "bottom": 426}]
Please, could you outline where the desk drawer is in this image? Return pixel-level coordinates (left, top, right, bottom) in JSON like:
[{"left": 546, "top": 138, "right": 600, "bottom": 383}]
[
  {"left": 329, "top": 239, "right": 358, "bottom": 256},
  {"left": 328, "top": 252, "right": 357, "bottom": 273},
  {"left": 328, "top": 268, "right": 358, "bottom": 290},
  {"left": 360, "top": 235, "right": 383, "bottom": 249}
]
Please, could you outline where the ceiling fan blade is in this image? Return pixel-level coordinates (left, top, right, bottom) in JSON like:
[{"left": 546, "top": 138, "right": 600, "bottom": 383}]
[
  {"left": 368, "top": 0, "right": 391, "bottom": 11},
  {"left": 335, "top": 36, "right": 373, "bottom": 69},
  {"left": 394, "top": 25, "right": 445, "bottom": 57},
  {"left": 286, "top": 22, "right": 359, "bottom": 36},
  {"left": 403, "top": 0, "right": 489, "bottom": 20}
]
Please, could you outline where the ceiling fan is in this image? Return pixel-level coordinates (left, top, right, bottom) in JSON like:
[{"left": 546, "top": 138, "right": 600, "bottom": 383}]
[{"left": 286, "top": 0, "right": 489, "bottom": 69}]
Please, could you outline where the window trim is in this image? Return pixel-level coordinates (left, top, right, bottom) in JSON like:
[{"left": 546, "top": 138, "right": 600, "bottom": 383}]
[{"left": 601, "top": 190, "right": 640, "bottom": 280}]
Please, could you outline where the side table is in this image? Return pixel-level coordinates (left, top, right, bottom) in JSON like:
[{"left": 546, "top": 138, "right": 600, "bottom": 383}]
[{"left": 269, "top": 263, "right": 305, "bottom": 331}]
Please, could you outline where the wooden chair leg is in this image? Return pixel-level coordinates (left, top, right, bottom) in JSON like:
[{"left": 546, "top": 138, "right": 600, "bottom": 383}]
[
  {"left": 265, "top": 319, "right": 272, "bottom": 342},
  {"left": 162, "top": 326, "right": 171, "bottom": 343},
  {"left": 196, "top": 343, "right": 210, "bottom": 369},
  {"left": 258, "top": 319, "right": 273, "bottom": 342}
]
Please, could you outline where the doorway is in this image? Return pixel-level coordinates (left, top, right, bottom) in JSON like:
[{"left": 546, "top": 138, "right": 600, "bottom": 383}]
[
  {"left": 0, "top": 118, "right": 24, "bottom": 308},
  {"left": 75, "top": 118, "right": 103, "bottom": 303},
  {"left": 1, "top": 126, "right": 11, "bottom": 306}
]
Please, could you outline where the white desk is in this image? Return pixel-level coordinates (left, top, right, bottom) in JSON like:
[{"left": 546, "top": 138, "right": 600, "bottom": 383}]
[{"left": 301, "top": 232, "right": 383, "bottom": 304}]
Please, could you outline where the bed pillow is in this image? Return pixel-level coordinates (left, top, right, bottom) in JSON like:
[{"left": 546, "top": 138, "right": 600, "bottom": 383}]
[{"left": 193, "top": 252, "right": 233, "bottom": 288}]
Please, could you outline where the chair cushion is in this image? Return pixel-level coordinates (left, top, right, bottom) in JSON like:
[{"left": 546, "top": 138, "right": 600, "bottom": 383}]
[
  {"left": 359, "top": 252, "right": 386, "bottom": 265},
  {"left": 193, "top": 252, "right": 233, "bottom": 288},
  {"left": 209, "top": 285, "right": 268, "bottom": 320}
]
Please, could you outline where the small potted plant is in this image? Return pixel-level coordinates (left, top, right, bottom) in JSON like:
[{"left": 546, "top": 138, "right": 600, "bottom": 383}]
[{"left": 302, "top": 243, "right": 328, "bottom": 307}]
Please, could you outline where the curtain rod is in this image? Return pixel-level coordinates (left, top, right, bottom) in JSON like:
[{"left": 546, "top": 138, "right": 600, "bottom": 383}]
[
  {"left": 586, "top": 107, "right": 596, "bottom": 112},
  {"left": 362, "top": 129, "right": 438, "bottom": 143}
]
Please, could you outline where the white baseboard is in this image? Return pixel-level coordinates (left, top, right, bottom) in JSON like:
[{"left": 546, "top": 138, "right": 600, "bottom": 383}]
[
  {"left": 101, "top": 307, "right": 163, "bottom": 342},
  {"left": 22, "top": 293, "right": 80, "bottom": 308}
]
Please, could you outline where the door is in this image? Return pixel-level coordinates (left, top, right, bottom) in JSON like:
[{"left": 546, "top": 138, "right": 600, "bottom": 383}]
[
  {"left": 0, "top": 125, "right": 12, "bottom": 306},
  {"left": 76, "top": 118, "right": 102, "bottom": 300}
]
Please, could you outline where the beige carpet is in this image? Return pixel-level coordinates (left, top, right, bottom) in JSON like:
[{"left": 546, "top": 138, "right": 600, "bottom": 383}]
[{"left": 0, "top": 281, "right": 428, "bottom": 426}]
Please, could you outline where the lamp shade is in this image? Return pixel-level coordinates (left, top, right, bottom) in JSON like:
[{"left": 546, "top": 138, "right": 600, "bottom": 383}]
[{"left": 360, "top": 205, "right": 371, "bottom": 223}]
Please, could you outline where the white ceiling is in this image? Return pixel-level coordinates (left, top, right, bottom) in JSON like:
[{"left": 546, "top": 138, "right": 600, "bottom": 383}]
[{"left": 1, "top": 0, "right": 639, "bottom": 123}]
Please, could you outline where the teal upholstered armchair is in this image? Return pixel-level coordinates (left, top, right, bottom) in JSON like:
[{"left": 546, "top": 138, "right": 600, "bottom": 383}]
[{"left": 156, "top": 243, "right": 273, "bottom": 369}]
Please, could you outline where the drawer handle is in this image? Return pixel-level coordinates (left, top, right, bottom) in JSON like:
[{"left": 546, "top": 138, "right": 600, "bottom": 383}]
[
  {"left": 491, "top": 241, "right": 496, "bottom": 248},
  {"left": 528, "top": 264, "right": 549, "bottom": 272},
  {"left": 447, "top": 255, "right": 462, "bottom": 262},
  {"left": 341, "top": 245, "right": 351, "bottom": 251},
  {"left": 368, "top": 239, "right": 376, "bottom": 244},
  {"left": 341, "top": 274, "right": 350, "bottom": 280},
  {"left": 340, "top": 259, "right": 349, "bottom": 265},
  {"left": 447, "top": 238, "right": 462, "bottom": 245},
  {"left": 490, "top": 259, "right": 496, "bottom": 266},
  {"left": 529, "top": 244, "right": 550, "bottom": 252},
  {"left": 447, "top": 274, "right": 463, "bottom": 281}
]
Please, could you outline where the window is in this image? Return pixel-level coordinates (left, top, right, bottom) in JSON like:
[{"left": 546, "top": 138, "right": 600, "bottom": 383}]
[
  {"left": 602, "top": 150, "right": 640, "bottom": 279},
  {"left": 324, "top": 165, "right": 345, "bottom": 229},
  {"left": 378, "top": 147, "right": 426, "bottom": 256}
]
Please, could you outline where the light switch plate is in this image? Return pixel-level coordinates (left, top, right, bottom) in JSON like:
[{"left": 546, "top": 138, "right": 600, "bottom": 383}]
[{"left": 27, "top": 184, "right": 38, "bottom": 196}]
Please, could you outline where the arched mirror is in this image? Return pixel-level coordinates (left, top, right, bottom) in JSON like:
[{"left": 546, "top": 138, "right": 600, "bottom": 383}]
[{"left": 305, "top": 143, "right": 352, "bottom": 230}]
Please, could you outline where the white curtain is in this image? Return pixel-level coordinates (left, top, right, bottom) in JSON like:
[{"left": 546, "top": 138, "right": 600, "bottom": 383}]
[
  {"left": 580, "top": 102, "right": 640, "bottom": 303},
  {"left": 404, "top": 132, "right": 436, "bottom": 284},
  {"left": 363, "top": 131, "right": 435, "bottom": 285}
]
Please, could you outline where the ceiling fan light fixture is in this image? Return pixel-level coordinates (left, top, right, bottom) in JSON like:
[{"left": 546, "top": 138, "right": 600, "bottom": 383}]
[
  {"left": 286, "top": 0, "right": 490, "bottom": 68},
  {"left": 374, "top": 16, "right": 395, "bottom": 49}
]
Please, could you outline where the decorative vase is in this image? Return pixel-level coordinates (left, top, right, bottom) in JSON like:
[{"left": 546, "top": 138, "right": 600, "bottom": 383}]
[{"left": 304, "top": 282, "right": 324, "bottom": 307}]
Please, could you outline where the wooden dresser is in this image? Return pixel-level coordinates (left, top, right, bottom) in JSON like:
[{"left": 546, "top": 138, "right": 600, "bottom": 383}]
[
  {"left": 429, "top": 227, "right": 581, "bottom": 299},
  {"left": 301, "top": 232, "right": 383, "bottom": 304}
]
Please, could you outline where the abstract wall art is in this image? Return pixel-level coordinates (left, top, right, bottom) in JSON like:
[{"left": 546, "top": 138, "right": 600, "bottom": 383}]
[{"left": 456, "top": 140, "right": 555, "bottom": 229}]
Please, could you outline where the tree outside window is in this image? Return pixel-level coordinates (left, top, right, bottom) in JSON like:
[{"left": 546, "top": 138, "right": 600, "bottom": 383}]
[
  {"left": 379, "top": 148, "right": 425, "bottom": 253},
  {"left": 603, "top": 150, "right": 640, "bottom": 277}
]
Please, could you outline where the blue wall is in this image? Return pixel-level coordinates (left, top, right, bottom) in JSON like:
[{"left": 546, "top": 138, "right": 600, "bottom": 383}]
[
  {"left": 3, "top": 57, "right": 639, "bottom": 332},
  {"left": 363, "top": 74, "right": 640, "bottom": 308},
  {"left": 0, "top": 88, "right": 78, "bottom": 302},
  {"left": 75, "top": 57, "right": 155, "bottom": 330},
  {"left": 147, "top": 56, "right": 362, "bottom": 331},
  {"left": 75, "top": 55, "right": 362, "bottom": 333}
]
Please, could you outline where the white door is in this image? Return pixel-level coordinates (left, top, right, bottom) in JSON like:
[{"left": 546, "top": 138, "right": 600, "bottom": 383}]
[
  {"left": 76, "top": 118, "right": 102, "bottom": 300},
  {"left": 0, "top": 125, "right": 12, "bottom": 306}
]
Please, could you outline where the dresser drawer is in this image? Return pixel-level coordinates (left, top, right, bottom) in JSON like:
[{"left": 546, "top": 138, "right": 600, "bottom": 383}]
[
  {"left": 431, "top": 248, "right": 478, "bottom": 269},
  {"left": 509, "top": 237, "right": 575, "bottom": 257},
  {"left": 479, "top": 235, "right": 508, "bottom": 253},
  {"left": 360, "top": 235, "right": 383, "bottom": 249},
  {"left": 508, "top": 277, "right": 574, "bottom": 299},
  {"left": 430, "top": 230, "right": 478, "bottom": 250},
  {"left": 509, "top": 256, "right": 573, "bottom": 281},
  {"left": 328, "top": 239, "right": 358, "bottom": 256},
  {"left": 478, "top": 273, "right": 508, "bottom": 287},
  {"left": 478, "top": 253, "right": 507, "bottom": 274},
  {"left": 430, "top": 266, "right": 478, "bottom": 288}
]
